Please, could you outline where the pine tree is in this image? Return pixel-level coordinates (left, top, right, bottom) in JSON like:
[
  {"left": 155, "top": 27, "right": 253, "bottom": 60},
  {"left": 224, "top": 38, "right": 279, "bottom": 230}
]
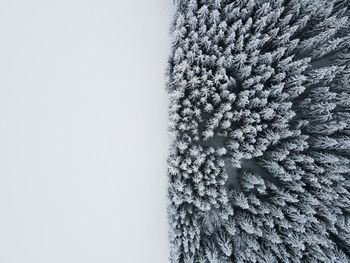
[{"left": 167, "top": 0, "right": 350, "bottom": 262}]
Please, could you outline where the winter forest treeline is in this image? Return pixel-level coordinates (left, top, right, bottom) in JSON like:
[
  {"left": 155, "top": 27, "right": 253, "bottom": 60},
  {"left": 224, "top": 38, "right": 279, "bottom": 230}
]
[{"left": 166, "top": 0, "right": 350, "bottom": 262}]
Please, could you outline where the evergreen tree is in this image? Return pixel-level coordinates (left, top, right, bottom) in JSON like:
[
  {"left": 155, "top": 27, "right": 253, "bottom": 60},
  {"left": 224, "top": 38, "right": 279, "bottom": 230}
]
[{"left": 166, "top": 0, "right": 350, "bottom": 262}]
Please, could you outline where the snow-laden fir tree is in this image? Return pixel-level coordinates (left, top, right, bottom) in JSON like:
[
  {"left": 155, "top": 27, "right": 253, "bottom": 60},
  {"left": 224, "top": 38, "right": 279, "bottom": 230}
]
[{"left": 166, "top": 0, "right": 350, "bottom": 262}]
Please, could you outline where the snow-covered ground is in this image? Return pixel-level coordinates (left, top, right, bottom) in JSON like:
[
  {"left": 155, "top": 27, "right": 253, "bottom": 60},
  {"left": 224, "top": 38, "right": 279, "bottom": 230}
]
[{"left": 0, "top": 1, "right": 172, "bottom": 262}]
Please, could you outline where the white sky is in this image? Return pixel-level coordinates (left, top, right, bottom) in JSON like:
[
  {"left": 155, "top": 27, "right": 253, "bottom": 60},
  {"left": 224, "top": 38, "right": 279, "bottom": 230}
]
[{"left": 0, "top": 0, "right": 173, "bottom": 262}]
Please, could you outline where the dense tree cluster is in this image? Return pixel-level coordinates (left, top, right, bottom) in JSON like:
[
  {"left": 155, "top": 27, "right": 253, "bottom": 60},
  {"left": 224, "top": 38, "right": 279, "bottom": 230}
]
[{"left": 166, "top": 0, "right": 350, "bottom": 262}]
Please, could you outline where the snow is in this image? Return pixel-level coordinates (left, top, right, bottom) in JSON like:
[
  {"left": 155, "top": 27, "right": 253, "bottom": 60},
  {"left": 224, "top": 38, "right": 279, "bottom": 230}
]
[{"left": 0, "top": 0, "right": 173, "bottom": 262}]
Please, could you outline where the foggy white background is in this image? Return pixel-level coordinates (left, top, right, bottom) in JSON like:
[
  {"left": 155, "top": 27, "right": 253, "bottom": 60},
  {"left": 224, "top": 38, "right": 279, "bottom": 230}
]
[{"left": 0, "top": 0, "right": 173, "bottom": 262}]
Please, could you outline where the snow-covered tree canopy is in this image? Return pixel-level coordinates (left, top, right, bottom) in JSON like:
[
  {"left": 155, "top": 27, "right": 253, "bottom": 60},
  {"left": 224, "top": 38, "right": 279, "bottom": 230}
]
[{"left": 166, "top": 0, "right": 350, "bottom": 262}]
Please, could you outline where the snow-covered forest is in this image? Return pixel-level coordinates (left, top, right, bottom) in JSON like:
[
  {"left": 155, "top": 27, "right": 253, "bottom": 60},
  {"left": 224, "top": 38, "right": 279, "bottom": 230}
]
[{"left": 166, "top": 0, "right": 350, "bottom": 262}]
